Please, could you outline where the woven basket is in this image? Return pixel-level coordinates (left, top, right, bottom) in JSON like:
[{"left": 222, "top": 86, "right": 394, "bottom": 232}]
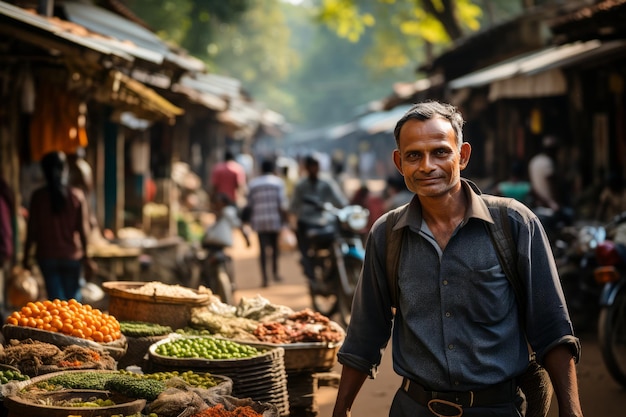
[
  {"left": 117, "top": 334, "right": 171, "bottom": 370},
  {"left": 3, "top": 389, "right": 146, "bottom": 417},
  {"left": 147, "top": 336, "right": 290, "bottom": 416},
  {"left": 103, "top": 282, "right": 212, "bottom": 330},
  {"left": 280, "top": 341, "right": 342, "bottom": 372}
]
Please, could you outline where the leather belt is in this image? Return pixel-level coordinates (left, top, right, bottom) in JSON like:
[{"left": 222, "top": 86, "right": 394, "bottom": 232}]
[{"left": 401, "top": 377, "right": 517, "bottom": 409}]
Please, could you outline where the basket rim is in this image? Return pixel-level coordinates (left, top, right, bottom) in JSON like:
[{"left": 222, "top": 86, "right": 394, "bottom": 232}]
[
  {"left": 103, "top": 281, "right": 212, "bottom": 305},
  {"left": 2, "top": 324, "right": 127, "bottom": 350},
  {"left": 148, "top": 334, "right": 284, "bottom": 366},
  {"left": 4, "top": 388, "right": 146, "bottom": 412}
]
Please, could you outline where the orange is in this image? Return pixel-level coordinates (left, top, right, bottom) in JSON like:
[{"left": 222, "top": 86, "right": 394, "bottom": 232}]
[
  {"left": 83, "top": 326, "right": 93, "bottom": 338},
  {"left": 61, "top": 322, "right": 74, "bottom": 334},
  {"left": 92, "top": 331, "right": 104, "bottom": 343}
]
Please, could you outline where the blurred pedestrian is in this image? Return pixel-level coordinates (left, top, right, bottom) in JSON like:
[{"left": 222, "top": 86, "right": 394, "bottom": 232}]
[
  {"left": 528, "top": 135, "right": 561, "bottom": 211},
  {"left": 384, "top": 173, "right": 413, "bottom": 211},
  {"left": 22, "top": 151, "right": 96, "bottom": 301},
  {"left": 67, "top": 147, "right": 98, "bottom": 232},
  {"left": 350, "top": 182, "right": 385, "bottom": 237},
  {"left": 203, "top": 192, "right": 250, "bottom": 250},
  {"left": 495, "top": 159, "right": 532, "bottom": 205},
  {"left": 290, "top": 155, "right": 348, "bottom": 282},
  {"left": 247, "top": 159, "right": 288, "bottom": 287},
  {"left": 210, "top": 150, "right": 247, "bottom": 207}
]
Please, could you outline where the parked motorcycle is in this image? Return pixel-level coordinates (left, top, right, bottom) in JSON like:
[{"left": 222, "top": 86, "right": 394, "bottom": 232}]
[
  {"left": 593, "top": 211, "right": 626, "bottom": 387},
  {"left": 177, "top": 241, "right": 235, "bottom": 306},
  {"left": 555, "top": 221, "right": 606, "bottom": 332},
  {"left": 302, "top": 197, "right": 369, "bottom": 327},
  {"left": 534, "top": 205, "right": 575, "bottom": 247}
]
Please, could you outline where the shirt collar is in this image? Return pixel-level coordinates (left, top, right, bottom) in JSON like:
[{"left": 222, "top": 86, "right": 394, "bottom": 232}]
[{"left": 392, "top": 178, "right": 495, "bottom": 232}]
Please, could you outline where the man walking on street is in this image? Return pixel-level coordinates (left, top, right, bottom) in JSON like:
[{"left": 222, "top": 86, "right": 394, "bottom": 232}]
[
  {"left": 247, "top": 158, "right": 288, "bottom": 287},
  {"left": 332, "top": 101, "right": 583, "bottom": 417}
]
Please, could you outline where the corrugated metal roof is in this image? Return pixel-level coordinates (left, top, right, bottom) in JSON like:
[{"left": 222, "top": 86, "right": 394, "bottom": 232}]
[
  {"left": 62, "top": 1, "right": 205, "bottom": 72},
  {"left": 0, "top": 1, "right": 134, "bottom": 61},
  {"left": 448, "top": 39, "right": 626, "bottom": 90},
  {"left": 180, "top": 73, "right": 242, "bottom": 100}
]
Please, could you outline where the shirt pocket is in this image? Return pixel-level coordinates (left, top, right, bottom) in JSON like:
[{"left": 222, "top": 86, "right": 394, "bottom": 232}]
[{"left": 466, "top": 263, "right": 514, "bottom": 324}]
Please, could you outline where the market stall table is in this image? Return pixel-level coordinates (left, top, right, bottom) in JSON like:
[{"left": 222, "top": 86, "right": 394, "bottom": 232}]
[{"left": 90, "top": 247, "right": 141, "bottom": 282}]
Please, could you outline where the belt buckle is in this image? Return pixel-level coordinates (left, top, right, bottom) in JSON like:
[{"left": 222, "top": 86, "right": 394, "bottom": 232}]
[{"left": 427, "top": 398, "right": 464, "bottom": 417}]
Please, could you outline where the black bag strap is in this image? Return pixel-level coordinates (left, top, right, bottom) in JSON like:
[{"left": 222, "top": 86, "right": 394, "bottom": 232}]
[
  {"left": 385, "top": 204, "right": 408, "bottom": 308},
  {"left": 481, "top": 196, "right": 527, "bottom": 323}
]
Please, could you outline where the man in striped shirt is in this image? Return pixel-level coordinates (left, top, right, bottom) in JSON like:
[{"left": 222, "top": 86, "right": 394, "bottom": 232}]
[{"left": 247, "top": 159, "right": 288, "bottom": 287}]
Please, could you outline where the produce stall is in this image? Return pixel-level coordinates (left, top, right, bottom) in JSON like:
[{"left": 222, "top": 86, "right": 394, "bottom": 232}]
[
  {"left": 89, "top": 238, "right": 142, "bottom": 282},
  {"left": 0, "top": 281, "right": 345, "bottom": 417}
]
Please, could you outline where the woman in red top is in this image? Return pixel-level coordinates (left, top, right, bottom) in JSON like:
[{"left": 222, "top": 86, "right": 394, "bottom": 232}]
[{"left": 22, "top": 151, "right": 96, "bottom": 301}]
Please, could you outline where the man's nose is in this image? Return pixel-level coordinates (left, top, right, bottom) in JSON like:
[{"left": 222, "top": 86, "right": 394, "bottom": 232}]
[{"left": 418, "top": 155, "right": 435, "bottom": 172}]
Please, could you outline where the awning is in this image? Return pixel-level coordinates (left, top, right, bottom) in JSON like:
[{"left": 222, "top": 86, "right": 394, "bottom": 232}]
[
  {"left": 448, "top": 39, "right": 626, "bottom": 91},
  {"left": 488, "top": 69, "right": 567, "bottom": 101},
  {"left": 95, "top": 71, "right": 184, "bottom": 121}
]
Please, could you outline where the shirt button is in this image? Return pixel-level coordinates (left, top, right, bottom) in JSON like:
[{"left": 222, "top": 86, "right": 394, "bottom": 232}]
[
  {"left": 448, "top": 344, "right": 454, "bottom": 350},
  {"left": 445, "top": 312, "right": 451, "bottom": 317},
  {"left": 442, "top": 280, "right": 448, "bottom": 286}
]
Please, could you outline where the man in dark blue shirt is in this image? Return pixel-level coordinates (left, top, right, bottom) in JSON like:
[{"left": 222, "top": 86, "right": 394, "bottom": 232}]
[{"left": 333, "top": 101, "right": 583, "bottom": 417}]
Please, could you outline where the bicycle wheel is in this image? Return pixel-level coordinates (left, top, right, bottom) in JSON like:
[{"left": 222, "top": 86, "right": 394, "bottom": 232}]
[{"left": 598, "top": 285, "right": 626, "bottom": 387}]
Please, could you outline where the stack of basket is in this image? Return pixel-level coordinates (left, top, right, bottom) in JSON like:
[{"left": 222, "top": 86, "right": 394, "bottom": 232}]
[{"left": 146, "top": 336, "right": 291, "bottom": 417}]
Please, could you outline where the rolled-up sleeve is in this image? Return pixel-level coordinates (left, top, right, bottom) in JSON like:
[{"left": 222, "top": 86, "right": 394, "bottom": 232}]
[{"left": 515, "top": 209, "right": 581, "bottom": 363}]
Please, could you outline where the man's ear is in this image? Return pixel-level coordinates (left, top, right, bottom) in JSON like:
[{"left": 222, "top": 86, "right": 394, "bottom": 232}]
[
  {"left": 459, "top": 142, "right": 472, "bottom": 171},
  {"left": 393, "top": 149, "right": 403, "bottom": 174}
]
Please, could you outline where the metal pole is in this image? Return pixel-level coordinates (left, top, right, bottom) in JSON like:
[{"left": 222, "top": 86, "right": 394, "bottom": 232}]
[{"left": 38, "top": 0, "right": 54, "bottom": 17}]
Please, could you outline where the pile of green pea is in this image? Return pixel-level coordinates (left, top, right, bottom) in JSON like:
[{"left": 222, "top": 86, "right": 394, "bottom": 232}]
[
  {"left": 119, "top": 369, "right": 221, "bottom": 388},
  {"left": 155, "top": 337, "right": 260, "bottom": 360},
  {"left": 66, "top": 398, "right": 115, "bottom": 408},
  {"left": 0, "top": 369, "right": 30, "bottom": 384}
]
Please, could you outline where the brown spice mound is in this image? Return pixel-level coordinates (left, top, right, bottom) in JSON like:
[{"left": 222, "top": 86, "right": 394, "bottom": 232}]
[
  {"left": 0, "top": 339, "right": 116, "bottom": 375},
  {"left": 58, "top": 345, "right": 116, "bottom": 370},
  {"left": 191, "top": 404, "right": 263, "bottom": 417},
  {"left": 0, "top": 339, "right": 62, "bottom": 374}
]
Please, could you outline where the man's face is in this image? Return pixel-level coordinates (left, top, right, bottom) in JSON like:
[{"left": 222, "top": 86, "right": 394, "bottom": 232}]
[
  {"left": 306, "top": 162, "right": 319, "bottom": 179},
  {"left": 392, "top": 117, "right": 471, "bottom": 198}
]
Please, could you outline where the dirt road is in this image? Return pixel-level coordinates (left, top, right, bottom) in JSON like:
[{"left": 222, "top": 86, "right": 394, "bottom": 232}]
[{"left": 230, "top": 232, "right": 626, "bottom": 417}]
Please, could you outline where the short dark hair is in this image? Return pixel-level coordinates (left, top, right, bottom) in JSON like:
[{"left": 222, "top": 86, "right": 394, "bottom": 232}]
[
  {"left": 261, "top": 159, "right": 275, "bottom": 174},
  {"left": 393, "top": 101, "right": 465, "bottom": 148},
  {"left": 304, "top": 155, "right": 320, "bottom": 168}
]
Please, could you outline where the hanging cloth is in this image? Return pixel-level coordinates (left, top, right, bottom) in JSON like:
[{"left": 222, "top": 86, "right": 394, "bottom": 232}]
[{"left": 29, "top": 82, "right": 88, "bottom": 161}]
